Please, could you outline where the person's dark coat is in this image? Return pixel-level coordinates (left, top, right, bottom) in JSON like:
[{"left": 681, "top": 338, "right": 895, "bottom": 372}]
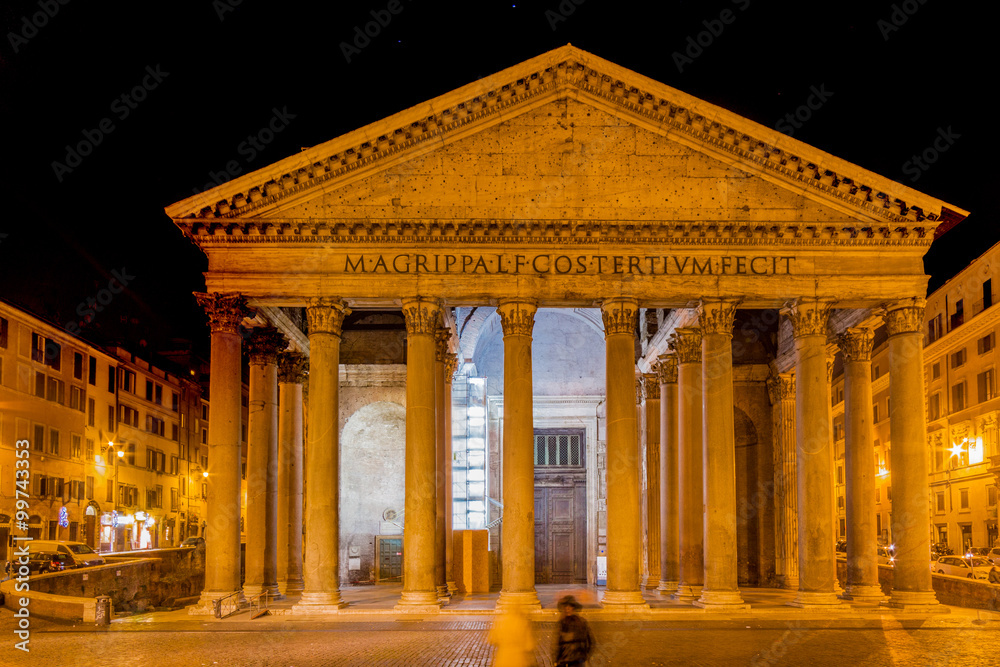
[{"left": 555, "top": 613, "right": 594, "bottom": 666}]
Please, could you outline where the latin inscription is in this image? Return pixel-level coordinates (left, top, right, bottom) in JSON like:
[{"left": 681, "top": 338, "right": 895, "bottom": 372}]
[{"left": 342, "top": 254, "right": 795, "bottom": 275}]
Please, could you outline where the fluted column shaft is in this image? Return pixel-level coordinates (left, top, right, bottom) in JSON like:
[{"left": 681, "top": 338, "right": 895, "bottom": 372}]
[
  {"left": 190, "top": 293, "right": 252, "bottom": 614},
  {"left": 601, "top": 299, "right": 646, "bottom": 608},
  {"left": 673, "top": 327, "right": 704, "bottom": 602},
  {"left": 496, "top": 300, "right": 541, "bottom": 609},
  {"left": 295, "top": 298, "right": 349, "bottom": 611},
  {"left": 397, "top": 298, "right": 443, "bottom": 610},
  {"left": 644, "top": 374, "right": 661, "bottom": 590},
  {"left": 277, "top": 352, "right": 306, "bottom": 595},
  {"left": 434, "top": 330, "right": 449, "bottom": 599},
  {"left": 245, "top": 327, "right": 287, "bottom": 599},
  {"left": 696, "top": 299, "right": 746, "bottom": 609},
  {"left": 768, "top": 372, "right": 799, "bottom": 590},
  {"left": 657, "top": 354, "right": 679, "bottom": 593},
  {"left": 840, "top": 328, "right": 883, "bottom": 602},
  {"left": 444, "top": 355, "right": 458, "bottom": 595},
  {"left": 885, "top": 298, "right": 940, "bottom": 608},
  {"left": 785, "top": 298, "right": 840, "bottom": 607}
]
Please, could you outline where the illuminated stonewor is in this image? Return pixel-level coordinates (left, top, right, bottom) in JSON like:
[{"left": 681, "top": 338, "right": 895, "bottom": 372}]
[{"left": 167, "top": 45, "right": 967, "bottom": 612}]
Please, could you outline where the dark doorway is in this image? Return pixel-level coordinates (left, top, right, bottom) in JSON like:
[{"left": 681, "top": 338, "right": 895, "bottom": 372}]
[
  {"left": 377, "top": 536, "right": 403, "bottom": 583},
  {"left": 533, "top": 429, "right": 586, "bottom": 584}
]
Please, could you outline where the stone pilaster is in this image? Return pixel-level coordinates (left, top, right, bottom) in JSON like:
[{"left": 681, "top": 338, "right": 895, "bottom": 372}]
[
  {"left": 496, "top": 299, "right": 541, "bottom": 610},
  {"left": 189, "top": 292, "right": 253, "bottom": 615},
  {"left": 434, "top": 329, "right": 450, "bottom": 600},
  {"left": 397, "top": 298, "right": 443, "bottom": 612},
  {"left": 767, "top": 371, "right": 798, "bottom": 591},
  {"left": 884, "top": 298, "right": 941, "bottom": 610},
  {"left": 294, "top": 298, "right": 350, "bottom": 612},
  {"left": 444, "top": 353, "right": 459, "bottom": 595},
  {"left": 656, "top": 354, "right": 679, "bottom": 594},
  {"left": 672, "top": 327, "right": 704, "bottom": 602},
  {"left": 643, "top": 373, "right": 661, "bottom": 591},
  {"left": 783, "top": 298, "right": 841, "bottom": 608},
  {"left": 600, "top": 298, "right": 647, "bottom": 609},
  {"left": 277, "top": 351, "right": 307, "bottom": 596},
  {"left": 838, "top": 328, "right": 884, "bottom": 603},
  {"left": 244, "top": 326, "right": 287, "bottom": 600},
  {"left": 695, "top": 298, "right": 747, "bottom": 610}
]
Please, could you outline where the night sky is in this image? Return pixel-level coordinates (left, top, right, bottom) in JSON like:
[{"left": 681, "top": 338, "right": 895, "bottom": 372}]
[{"left": 1, "top": 0, "right": 995, "bottom": 358}]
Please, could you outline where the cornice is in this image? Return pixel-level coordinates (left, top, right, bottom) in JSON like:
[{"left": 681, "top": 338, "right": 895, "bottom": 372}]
[
  {"left": 168, "top": 47, "right": 964, "bottom": 236},
  {"left": 923, "top": 304, "right": 1000, "bottom": 360}
]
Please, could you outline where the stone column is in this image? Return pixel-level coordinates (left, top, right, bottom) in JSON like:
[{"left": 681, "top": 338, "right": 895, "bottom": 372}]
[
  {"left": 656, "top": 353, "right": 679, "bottom": 594},
  {"left": 397, "top": 298, "right": 443, "bottom": 611},
  {"left": 767, "top": 371, "right": 799, "bottom": 590},
  {"left": 696, "top": 298, "right": 747, "bottom": 610},
  {"left": 496, "top": 299, "right": 541, "bottom": 610},
  {"left": 294, "top": 298, "right": 350, "bottom": 612},
  {"left": 434, "top": 329, "right": 449, "bottom": 600},
  {"left": 784, "top": 298, "right": 841, "bottom": 607},
  {"left": 600, "top": 298, "right": 647, "bottom": 609},
  {"left": 444, "top": 354, "right": 458, "bottom": 595},
  {"left": 277, "top": 351, "right": 307, "bottom": 595},
  {"left": 838, "top": 328, "right": 883, "bottom": 603},
  {"left": 643, "top": 373, "right": 661, "bottom": 590},
  {"left": 884, "top": 298, "right": 940, "bottom": 609},
  {"left": 190, "top": 292, "right": 253, "bottom": 615},
  {"left": 244, "top": 327, "right": 287, "bottom": 599},
  {"left": 672, "top": 327, "right": 703, "bottom": 602}
]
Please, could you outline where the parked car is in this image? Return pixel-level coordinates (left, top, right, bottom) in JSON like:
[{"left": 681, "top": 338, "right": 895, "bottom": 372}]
[
  {"left": 931, "top": 543, "right": 953, "bottom": 559},
  {"left": 26, "top": 551, "right": 71, "bottom": 575},
  {"left": 876, "top": 546, "right": 895, "bottom": 567},
  {"left": 27, "top": 541, "right": 105, "bottom": 568},
  {"left": 931, "top": 556, "right": 992, "bottom": 580},
  {"left": 835, "top": 539, "right": 847, "bottom": 554},
  {"left": 965, "top": 547, "right": 990, "bottom": 558},
  {"left": 180, "top": 536, "right": 205, "bottom": 548},
  {"left": 987, "top": 547, "right": 1000, "bottom": 566}
]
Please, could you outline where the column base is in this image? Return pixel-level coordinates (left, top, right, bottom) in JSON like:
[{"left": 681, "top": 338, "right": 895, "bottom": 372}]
[
  {"left": 884, "top": 590, "right": 946, "bottom": 612},
  {"left": 694, "top": 589, "right": 749, "bottom": 611},
  {"left": 242, "top": 583, "right": 264, "bottom": 598},
  {"left": 672, "top": 584, "right": 702, "bottom": 603},
  {"left": 394, "top": 591, "right": 442, "bottom": 613},
  {"left": 187, "top": 589, "right": 246, "bottom": 616},
  {"left": 436, "top": 585, "right": 451, "bottom": 598},
  {"left": 292, "top": 591, "right": 348, "bottom": 614},
  {"left": 278, "top": 578, "right": 305, "bottom": 596},
  {"left": 781, "top": 575, "right": 799, "bottom": 591},
  {"left": 601, "top": 590, "right": 649, "bottom": 611},
  {"left": 840, "top": 584, "right": 885, "bottom": 604},
  {"left": 787, "top": 590, "right": 845, "bottom": 608},
  {"left": 495, "top": 590, "right": 541, "bottom": 611},
  {"left": 446, "top": 580, "right": 458, "bottom": 595},
  {"left": 657, "top": 580, "right": 678, "bottom": 595}
]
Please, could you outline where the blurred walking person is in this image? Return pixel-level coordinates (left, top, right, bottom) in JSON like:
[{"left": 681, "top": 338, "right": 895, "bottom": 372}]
[
  {"left": 488, "top": 607, "right": 536, "bottom": 666},
  {"left": 554, "top": 595, "right": 594, "bottom": 667}
]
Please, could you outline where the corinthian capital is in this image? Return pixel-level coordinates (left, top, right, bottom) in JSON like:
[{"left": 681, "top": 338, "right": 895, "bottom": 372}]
[
  {"left": 782, "top": 297, "right": 835, "bottom": 338},
  {"left": 247, "top": 326, "right": 288, "bottom": 365},
  {"left": 195, "top": 292, "right": 253, "bottom": 334},
  {"left": 765, "top": 372, "right": 794, "bottom": 405},
  {"left": 496, "top": 299, "right": 537, "bottom": 337},
  {"left": 656, "top": 353, "right": 678, "bottom": 384},
  {"left": 435, "top": 328, "right": 453, "bottom": 362},
  {"left": 444, "top": 353, "right": 459, "bottom": 382},
  {"left": 669, "top": 327, "right": 702, "bottom": 364},
  {"left": 600, "top": 298, "right": 639, "bottom": 337},
  {"left": 698, "top": 297, "right": 741, "bottom": 336},
  {"left": 838, "top": 327, "right": 873, "bottom": 363},
  {"left": 277, "top": 351, "right": 308, "bottom": 384},
  {"left": 643, "top": 373, "right": 661, "bottom": 400},
  {"left": 401, "top": 298, "right": 441, "bottom": 335},
  {"left": 883, "top": 297, "right": 926, "bottom": 336},
  {"left": 306, "top": 297, "right": 350, "bottom": 336}
]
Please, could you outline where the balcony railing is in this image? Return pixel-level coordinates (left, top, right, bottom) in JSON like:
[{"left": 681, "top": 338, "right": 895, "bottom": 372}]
[{"left": 971, "top": 292, "right": 997, "bottom": 318}]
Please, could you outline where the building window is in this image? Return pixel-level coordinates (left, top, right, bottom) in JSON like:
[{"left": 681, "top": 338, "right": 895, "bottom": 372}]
[
  {"left": 88, "top": 356, "right": 97, "bottom": 385},
  {"left": 837, "top": 466, "right": 843, "bottom": 484},
  {"left": 839, "top": 517, "right": 846, "bottom": 537},
  {"left": 952, "top": 382, "right": 967, "bottom": 412},
  {"left": 533, "top": 430, "right": 585, "bottom": 466},
  {"left": 108, "top": 365, "right": 116, "bottom": 393},
  {"left": 171, "top": 487, "right": 178, "bottom": 511},
  {"left": 873, "top": 403, "right": 880, "bottom": 423},
  {"left": 928, "top": 393, "right": 941, "bottom": 421},
  {"left": 928, "top": 314, "right": 943, "bottom": 343},
  {"left": 73, "top": 352, "right": 84, "bottom": 380},
  {"left": 201, "top": 428, "right": 207, "bottom": 444},
  {"left": 978, "top": 369, "right": 995, "bottom": 403},
  {"left": 872, "top": 364, "right": 881, "bottom": 381},
  {"left": 34, "top": 371, "right": 45, "bottom": 398},
  {"left": 85, "top": 438, "right": 94, "bottom": 460},
  {"left": 86, "top": 476, "right": 94, "bottom": 500},
  {"left": 932, "top": 362, "right": 941, "bottom": 380},
  {"left": 155, "top": 384, "right": 163, "bottom": 405},
  {"left": 120, "top": 369, "right": 136, "bottom": 393},
  {"left": 978, "top": 333, "right": 996, "bottom": 355},
  {"left": 127, "top": 442, "right": 136, "bottom": 466},
  {"left": 147, "top": 415, "right": 165, "bottom": 437},
  {"left": 107, "top": 479, "right": 114, "bottom": 502},
  {"left": 876, "top": 513, "right": 883, "bottom": 536},
  {"left": 985, "top": 279, "right": 995, "bottom": 311},
  {"left": 146, "top": 379, "right": 154, "bottom": 401},
  {"left": 71, "top": 433, "right": 82, "bottom": 459},
  {"left": 33, "top": 424, "right": 44, "bottom": 452},
  {"left": 69, "top": 386, "right": 84, "bottom": 411},
  {"left": 47, "top": 376, "right": 65, "bottom": 404},
  {"left": 88, "top": 398, "right": 96, "bottom": 426},
  {"left": 171, "top": 423, "right": 179, "bottom": 441},
  {"left": 960, "top": 488, "right": 970, "bottom": 510},
  {"left": 837, "top": 494, "right": 845, "bottom": 509},
  {"left": 951, "top": 299, "right": 965, "bottom": 330},
  {"left": 876, "top": 487, "right": 881, "bottom": 504},
  {"left": 951, "top": 349, "right": 967, "bottom": 369},
  {"left": 0, "top": 317, "right": 7, "bottom": 348},
  {"left": 172, "top": 392, "right": 179, "bottom": 412},
  {"left": 48, "top": 428, "right": 60, "bottom": 456},
  {"left": 108, "top": 405, "right": 116, "bottom": 431}
]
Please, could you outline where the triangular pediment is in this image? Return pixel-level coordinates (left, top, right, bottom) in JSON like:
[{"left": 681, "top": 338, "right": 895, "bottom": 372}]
[{"left": 167, "top": 45, "right": 966, "bottom": 239}]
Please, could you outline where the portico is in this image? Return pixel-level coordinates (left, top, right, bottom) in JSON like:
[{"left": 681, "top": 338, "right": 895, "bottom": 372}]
[{"left": 167, "top": 45, "right": 967, "bottom": 614}]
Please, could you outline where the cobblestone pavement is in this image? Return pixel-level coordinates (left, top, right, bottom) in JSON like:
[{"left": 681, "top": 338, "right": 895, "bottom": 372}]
[{"left": 3, "top": 613, "right": 1000, "bottom": 667}]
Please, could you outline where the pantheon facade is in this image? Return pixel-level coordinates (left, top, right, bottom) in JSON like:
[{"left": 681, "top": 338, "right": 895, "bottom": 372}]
[{"left": 166, "top": 46, "right": 968, "bottom": 613}]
